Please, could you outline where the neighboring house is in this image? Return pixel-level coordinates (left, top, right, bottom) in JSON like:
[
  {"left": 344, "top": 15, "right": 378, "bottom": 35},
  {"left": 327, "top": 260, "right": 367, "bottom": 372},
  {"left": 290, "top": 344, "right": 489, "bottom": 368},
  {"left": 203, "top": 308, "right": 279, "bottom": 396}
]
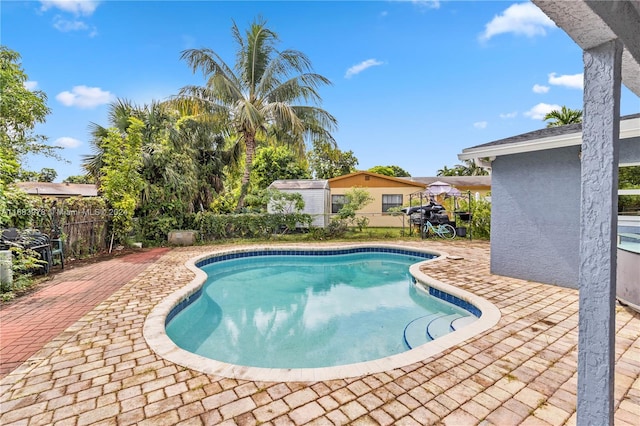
[
  {"left": 458, "top": 113, "right": 640, "bottom": 289},
  {"left": 267, "top": 179, "right": 330, "bottom": 228},
  {"left": 16, "top": 182, "right": 98, "bottom": 199},
  {"left": 328, "top": 171, "right": 426, "bottom": 227},
  {"left": 408, "top": 176, "right": 491, "bottom": 200}
]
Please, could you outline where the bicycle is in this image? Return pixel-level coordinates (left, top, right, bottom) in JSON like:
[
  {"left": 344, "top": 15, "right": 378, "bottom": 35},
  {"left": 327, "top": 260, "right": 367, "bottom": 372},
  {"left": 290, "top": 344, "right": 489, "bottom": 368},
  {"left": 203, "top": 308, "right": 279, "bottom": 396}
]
[{"left": 422, "top": 220, "right": 456, "bottom": 239}]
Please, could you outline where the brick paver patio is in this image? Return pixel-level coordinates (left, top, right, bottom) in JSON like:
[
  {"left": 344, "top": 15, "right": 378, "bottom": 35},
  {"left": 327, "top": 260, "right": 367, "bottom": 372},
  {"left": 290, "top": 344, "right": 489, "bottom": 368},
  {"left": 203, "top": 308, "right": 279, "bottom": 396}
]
[
  {"left": 0, "top": 248, "right": 170, "bottom": 377},
  {"left": 0, "top": 240, "right": 638, "bottom": 425}
]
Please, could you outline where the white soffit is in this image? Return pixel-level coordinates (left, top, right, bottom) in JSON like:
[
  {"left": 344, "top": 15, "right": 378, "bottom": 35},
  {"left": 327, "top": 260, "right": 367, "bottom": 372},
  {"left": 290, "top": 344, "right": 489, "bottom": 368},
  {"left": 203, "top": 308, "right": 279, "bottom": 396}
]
[{"left": 459, "top": 117, "right": 640, "bottom": 160}]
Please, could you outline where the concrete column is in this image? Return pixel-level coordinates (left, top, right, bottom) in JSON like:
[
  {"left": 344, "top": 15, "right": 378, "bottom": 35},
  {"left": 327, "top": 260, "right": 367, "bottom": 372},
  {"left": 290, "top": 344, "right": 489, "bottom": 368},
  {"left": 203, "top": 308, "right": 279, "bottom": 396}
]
[{"left": 578, "top": 38, "right": 622, "bottom": 426}]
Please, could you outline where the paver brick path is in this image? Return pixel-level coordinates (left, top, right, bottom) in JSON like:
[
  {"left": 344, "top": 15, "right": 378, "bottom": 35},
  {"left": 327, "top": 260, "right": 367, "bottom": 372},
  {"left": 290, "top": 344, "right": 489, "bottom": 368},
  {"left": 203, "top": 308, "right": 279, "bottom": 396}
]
[
  {"left": 0, "top": 248, "right": 170, "bottom": 377},
  {"left": 0, "top": 241, "right": 638, "bottom": 425}
]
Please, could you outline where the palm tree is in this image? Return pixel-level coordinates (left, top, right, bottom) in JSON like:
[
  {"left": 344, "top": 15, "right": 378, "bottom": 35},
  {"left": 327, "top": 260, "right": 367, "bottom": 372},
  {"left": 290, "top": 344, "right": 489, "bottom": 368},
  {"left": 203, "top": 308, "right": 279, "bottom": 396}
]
[
  {"left": 176, "top": 17, "right": 337, "bottom": 210},
  {"left": 543, "top": 106, "right": 582, "bottom": 127}
]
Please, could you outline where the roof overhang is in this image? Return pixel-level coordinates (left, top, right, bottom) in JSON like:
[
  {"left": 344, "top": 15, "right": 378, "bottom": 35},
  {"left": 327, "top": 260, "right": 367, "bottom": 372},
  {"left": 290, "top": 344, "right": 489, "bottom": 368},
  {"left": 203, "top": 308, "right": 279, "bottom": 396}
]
[
  {"left": 532, "top": 0, "right": 640, "bottom": 97},
  {"left": 459, "top": 116, "right": 640, "bottom": 161}
]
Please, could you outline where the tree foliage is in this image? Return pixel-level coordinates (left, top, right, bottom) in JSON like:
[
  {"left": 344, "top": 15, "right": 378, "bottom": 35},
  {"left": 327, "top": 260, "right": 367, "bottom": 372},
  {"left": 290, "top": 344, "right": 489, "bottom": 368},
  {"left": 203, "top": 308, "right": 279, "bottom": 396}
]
[
  {"left": 177, "top": 17, "right": 337, "bottom": 209},
  {"left": 335, "top": 187, "right": 374, "bottom": 231},
  {"left": 368, "top": 165, "right": 410, "bottom": 177},
  {"left": 543, "top": 106, "right": 582, "bottom": 127},
  {"left": 16, "top": 167, "right": 57, "bottom": 182},
  {"left": 437, "top": 159, "right": 488, "bottom": 176},
  {"left": 251, "top": 145, "right": 310, "bottom": 190},
  {"left": 99, "top": 118, "right": 145, "bottom": 243},
  {"left": 0, "top": 46, "right": 57, "bottom": 186},
  {"left": 63, "top": 174, "right": 96, "bottom": 184},
  {"left": 309, "top": 139, "right": 358, "bottom": 179}
]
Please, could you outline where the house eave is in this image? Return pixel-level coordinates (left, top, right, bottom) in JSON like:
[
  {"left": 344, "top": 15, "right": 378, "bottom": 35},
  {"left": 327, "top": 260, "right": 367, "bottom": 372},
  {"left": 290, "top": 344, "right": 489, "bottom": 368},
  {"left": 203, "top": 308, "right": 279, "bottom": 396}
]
[{"left": 459, "top": 116, "right": 640, "bottom": 161}]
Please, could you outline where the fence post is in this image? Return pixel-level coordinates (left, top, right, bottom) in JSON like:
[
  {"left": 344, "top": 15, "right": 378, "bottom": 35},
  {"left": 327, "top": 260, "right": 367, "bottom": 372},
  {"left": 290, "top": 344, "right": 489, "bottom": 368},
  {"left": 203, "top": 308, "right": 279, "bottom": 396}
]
[{"left": 0, "top": 250, "right": 12, "bottom": 288}]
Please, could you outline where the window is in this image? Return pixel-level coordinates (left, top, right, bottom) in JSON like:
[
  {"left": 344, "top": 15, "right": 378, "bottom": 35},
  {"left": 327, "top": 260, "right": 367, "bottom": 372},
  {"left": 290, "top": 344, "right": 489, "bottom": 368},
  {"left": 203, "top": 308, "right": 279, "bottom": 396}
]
[
  {"left": 332, "top": 194, "right": 347, "bottom": 213},
  {"left": 382, "top": 194, "right": 403, "bottom": 213}
]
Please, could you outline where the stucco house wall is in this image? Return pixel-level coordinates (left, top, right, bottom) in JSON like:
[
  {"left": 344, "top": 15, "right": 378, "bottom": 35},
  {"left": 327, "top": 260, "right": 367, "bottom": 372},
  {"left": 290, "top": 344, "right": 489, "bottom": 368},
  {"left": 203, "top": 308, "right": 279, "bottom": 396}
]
[
  {"left": 329, "top": 172, "right": 426, "bottom": 227},
  {"left": 464, "top": 119, "right": 639, "bottom": 289},
  {"left": 490, "top": 146, "right": 581, "bottom": 288}
]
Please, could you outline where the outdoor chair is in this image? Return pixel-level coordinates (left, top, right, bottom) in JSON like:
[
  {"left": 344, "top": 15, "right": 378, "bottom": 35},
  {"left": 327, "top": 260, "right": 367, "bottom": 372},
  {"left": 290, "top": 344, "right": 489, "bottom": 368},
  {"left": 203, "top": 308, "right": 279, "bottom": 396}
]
[{"left": 50, "top": 238, "right": 64, "bottom": 269}]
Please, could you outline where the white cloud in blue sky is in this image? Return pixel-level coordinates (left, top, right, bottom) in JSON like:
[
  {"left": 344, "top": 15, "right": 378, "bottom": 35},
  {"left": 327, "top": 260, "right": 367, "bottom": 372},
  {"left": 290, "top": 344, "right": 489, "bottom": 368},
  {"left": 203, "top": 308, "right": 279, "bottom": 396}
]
[
  {"left": 548, "top": 72, "right": 584, "bottom": 89},
  {"left": 532, "top": 84, "right": 550, "bottom": 94},
  {"left": 411, "top": 0, "right": 440, "bottom": 10},
  {"left": 53, "top": 16, "right": 87, "bottom": 31},
  {"left": 499, "top": 112, "right": 518, "bottom": 119},
  {"left": 40, "top": 0, "right": 100, "bottom": 16},
  {"left": 473, "top": 121, "right": 488, "bottom": 129},
  {"left": 524, "top": 103, "right": 562, "bottom": 120},
  {"left": 345, "top": 59, "right": 384, "bottom": 79},
  {"left": 55, "top": 137, "right": 82, "bottom": 148},
  {"left": 24, "top": 81, "right": 38, "bottom": 91},
  {"left": 56, "top": 85, "right": 113, "bottom": 109},
  {"left": 479, "top": 2, "right": 555, "bottom": 42},
  {"left": 41, "top": 1, "right": 99, "bottom": 35}
]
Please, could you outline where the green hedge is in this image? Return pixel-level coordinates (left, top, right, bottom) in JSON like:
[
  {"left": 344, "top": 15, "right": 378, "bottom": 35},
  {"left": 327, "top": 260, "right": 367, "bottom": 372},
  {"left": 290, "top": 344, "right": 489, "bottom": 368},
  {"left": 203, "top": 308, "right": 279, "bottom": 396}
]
[{"left": 193, "top": 212, "right": 312, "bottom": 240}]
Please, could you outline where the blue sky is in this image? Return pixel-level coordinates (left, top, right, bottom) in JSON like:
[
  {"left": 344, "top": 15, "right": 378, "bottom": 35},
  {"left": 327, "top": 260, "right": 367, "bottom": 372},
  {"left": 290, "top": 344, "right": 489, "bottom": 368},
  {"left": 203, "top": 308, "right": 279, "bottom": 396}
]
[{"left": 3, "top": 0, "right": 639, "bottom": 182}]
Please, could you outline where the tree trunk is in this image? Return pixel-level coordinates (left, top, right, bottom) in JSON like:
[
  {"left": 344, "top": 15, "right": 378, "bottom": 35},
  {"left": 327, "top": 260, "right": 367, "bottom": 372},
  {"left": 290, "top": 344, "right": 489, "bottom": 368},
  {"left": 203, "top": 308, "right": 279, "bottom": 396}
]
[{"left": 236, "top": 132, "right": 256, "bottom": 211}]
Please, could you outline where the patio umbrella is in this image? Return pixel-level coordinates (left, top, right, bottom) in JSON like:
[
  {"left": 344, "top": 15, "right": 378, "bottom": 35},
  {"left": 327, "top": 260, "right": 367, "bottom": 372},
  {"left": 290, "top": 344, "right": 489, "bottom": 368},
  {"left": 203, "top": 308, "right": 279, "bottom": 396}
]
[{"left": 426, "top": 181, "right": 453, "bottom": 196}]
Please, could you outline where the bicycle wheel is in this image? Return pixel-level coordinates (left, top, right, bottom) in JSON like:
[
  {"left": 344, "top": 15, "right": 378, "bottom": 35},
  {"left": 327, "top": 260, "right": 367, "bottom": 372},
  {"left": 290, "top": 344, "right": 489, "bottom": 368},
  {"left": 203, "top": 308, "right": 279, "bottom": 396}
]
[{"left": 438, "top": 224, "right": 456, "bottom": 240}]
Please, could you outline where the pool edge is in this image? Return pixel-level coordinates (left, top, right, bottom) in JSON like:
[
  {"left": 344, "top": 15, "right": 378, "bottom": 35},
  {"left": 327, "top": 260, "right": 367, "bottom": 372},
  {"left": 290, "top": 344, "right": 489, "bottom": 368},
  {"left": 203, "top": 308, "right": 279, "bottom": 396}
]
[{"left": 143, "top": 243, "right": 501, "bottom": 382}]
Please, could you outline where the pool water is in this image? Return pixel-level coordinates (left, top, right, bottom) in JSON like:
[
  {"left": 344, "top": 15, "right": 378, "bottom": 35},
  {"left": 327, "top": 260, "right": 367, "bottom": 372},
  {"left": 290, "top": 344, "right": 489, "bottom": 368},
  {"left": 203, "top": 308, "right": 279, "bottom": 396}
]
[{"left": 166, "top": 252, "right": 476, "bottom": 369}]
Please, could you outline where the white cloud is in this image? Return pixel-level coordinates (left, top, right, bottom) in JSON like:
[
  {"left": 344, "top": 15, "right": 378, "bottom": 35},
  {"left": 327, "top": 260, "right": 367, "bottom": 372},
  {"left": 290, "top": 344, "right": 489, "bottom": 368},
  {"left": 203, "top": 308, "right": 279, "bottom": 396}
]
[
  {"left": 24, "top": 81, "right": 38, "bottom": 91},
  {"left": 40, "top": 0, "right": 100, "bottom": 16},
  {"left": 473, "top": 121, "right": 488, "bottom": 129},
  {"left": 532, "top": 84, "right": 550, "bottom": 94},
  {"left": 524, "top": 102, "right": 562, "bottom": 120},
  {"left": 479, "top": 2, "right": 555, "bottom": 42},
  {"left": 411, "top": 0, "right": 440, "bottom": 9},
  {"left": 499, "top": 111, "right": 517, "bottom": 119},
  {"left": 53, "top": 16, "right": 88, "bottom": 32},
  {"left": 345, "top": 59, "right": 384, "bottom": 79},
  {"left": 548, "top": 72, "right": 583, "bottom": 89},
  {"left": 55, "top": 137, "right": 82, "bottom": 148},
  {"left": 56, "top": 85, "right": 113, "bottom": 109}
]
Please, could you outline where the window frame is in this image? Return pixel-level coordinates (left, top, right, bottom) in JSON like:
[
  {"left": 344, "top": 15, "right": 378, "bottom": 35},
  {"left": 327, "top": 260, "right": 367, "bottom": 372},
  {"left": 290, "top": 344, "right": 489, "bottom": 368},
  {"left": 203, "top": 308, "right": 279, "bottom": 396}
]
[
  {"left": 331, "top": 194, "right": 347, "bottom": 214},
  {"left": 382, "top": 194, "right": 404, "bottom": 213}
]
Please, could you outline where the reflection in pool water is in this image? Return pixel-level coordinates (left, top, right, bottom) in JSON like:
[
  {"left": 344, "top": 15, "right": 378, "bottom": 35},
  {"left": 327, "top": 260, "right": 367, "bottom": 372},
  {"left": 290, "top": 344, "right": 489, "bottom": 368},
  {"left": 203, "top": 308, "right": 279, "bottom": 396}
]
[{"left": 166, "top": 252, "right": 477, "bottom": 369}]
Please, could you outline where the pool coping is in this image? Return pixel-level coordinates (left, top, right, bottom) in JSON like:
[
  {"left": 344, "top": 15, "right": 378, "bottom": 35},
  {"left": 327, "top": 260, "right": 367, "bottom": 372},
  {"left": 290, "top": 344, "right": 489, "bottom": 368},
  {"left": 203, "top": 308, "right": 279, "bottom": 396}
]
[{"left": 143, "top": 243, "right": 501, "bottom": 382}]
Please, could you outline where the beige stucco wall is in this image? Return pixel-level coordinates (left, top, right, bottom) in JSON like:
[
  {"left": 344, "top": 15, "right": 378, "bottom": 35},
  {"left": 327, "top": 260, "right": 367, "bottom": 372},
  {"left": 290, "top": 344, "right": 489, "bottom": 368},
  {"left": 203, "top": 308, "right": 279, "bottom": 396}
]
[{"left": 330, "top": 186, "right": 422, "bottom": 227}]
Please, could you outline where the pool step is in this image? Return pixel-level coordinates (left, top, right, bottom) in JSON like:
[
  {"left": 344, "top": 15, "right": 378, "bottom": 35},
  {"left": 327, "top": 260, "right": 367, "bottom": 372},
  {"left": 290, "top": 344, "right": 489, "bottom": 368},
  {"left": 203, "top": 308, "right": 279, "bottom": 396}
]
[
  {"left": 451, "top": 315, "right": 477, "bottom": 331},
  {"left": 426, "top": 313, "right": 464, "bottom": 340},
  {"left": 403, "top": 314, "right": 441, "bottom": 349}
]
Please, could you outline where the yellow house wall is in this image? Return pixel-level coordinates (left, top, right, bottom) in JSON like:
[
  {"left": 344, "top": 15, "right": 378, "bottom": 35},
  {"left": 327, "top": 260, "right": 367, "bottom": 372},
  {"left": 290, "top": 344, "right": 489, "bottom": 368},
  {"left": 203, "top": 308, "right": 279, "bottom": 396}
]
[{"left": 330, "top": 186, "right": 423, "bottom": 227}]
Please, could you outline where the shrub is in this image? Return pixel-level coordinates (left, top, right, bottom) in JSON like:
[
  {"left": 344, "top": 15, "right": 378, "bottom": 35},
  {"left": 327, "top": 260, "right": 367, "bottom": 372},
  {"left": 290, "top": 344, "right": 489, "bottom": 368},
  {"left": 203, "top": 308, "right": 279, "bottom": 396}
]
[
  {"left": 193, "top": 212, "right": 312, "bottom": 240},
  {"left": 457, "top": 197, "right": 491, "bottom": 239}
]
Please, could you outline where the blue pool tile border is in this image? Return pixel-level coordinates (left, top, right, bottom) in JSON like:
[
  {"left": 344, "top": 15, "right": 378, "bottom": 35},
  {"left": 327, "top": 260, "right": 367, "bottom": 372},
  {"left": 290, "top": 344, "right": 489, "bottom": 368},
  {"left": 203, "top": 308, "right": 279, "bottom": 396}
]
[
  {"left": 167, "top": 247, "right": 481, "bottom": 325},
  {"left": 194, "top": 247, "right": 436, "bottom": 268},
  {"left": 165, "top": 287, "right": 202, "bottom": 325},
  {"left": 429, "top": 287, "right": 482, "bottom": 317}
]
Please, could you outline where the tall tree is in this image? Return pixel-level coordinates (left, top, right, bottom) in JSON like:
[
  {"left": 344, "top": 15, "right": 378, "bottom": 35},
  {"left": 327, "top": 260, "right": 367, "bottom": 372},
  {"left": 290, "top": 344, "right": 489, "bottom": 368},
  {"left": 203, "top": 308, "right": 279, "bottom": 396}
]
[
  {"left": 177, "top": 17, "right": 337, "bottom": 209},
  {"left": 543, "top": 106, "right": 582, "bottom": 127},
  {"left": 0, "top": 46, "right": 58, "bottom": 186},
  {"left": 99, "top": 118, "right": 145, "bottom": 242}
]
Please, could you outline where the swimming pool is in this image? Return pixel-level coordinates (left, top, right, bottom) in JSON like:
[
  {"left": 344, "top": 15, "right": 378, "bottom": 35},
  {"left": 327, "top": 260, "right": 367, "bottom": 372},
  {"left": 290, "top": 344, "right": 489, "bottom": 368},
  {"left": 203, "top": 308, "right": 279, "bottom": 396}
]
[
  {"left": 144, "top": 244, "right": 501, "bottom": 381},
  {"left": 165, "top": 250, "right": 477, "bottom": 369}
]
